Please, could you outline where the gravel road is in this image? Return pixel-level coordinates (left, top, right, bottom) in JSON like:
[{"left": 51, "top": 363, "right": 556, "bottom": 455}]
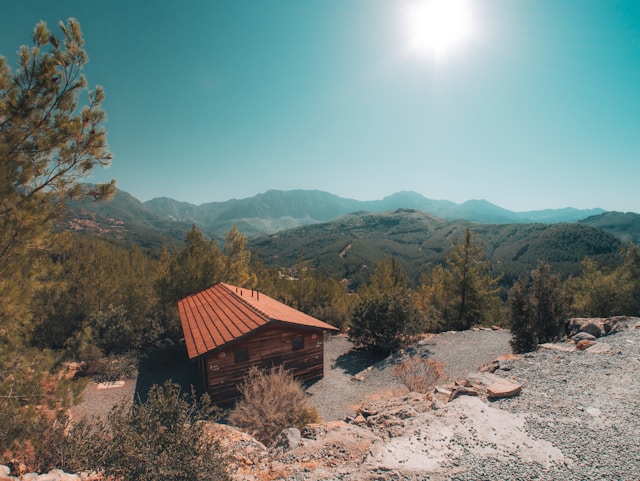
[{"left": 307, "top": 329, "right": 512, "bottom": 421}]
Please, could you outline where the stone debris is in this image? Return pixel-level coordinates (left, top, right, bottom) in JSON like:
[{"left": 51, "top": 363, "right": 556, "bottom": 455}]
[
  {"left": 576, "top": 339, "right": 597, "bottom": 351},
  {"left": 0, "top": 467, "right": 80, "bottom": 481}
]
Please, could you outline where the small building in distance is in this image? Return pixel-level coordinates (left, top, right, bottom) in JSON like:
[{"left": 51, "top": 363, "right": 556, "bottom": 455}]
[{"left": 178, "top": 282, "right": 339, "bottom": 404}]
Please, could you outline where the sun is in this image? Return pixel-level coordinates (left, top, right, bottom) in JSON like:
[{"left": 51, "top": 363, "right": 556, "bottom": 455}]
[{"left": 406, "top": 0, "right": 473, "bottom": 58}]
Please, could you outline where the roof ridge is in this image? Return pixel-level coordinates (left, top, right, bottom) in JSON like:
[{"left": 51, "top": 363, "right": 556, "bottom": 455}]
[{"left": 219, "top": 282, "right": 273, "bottom": 322}]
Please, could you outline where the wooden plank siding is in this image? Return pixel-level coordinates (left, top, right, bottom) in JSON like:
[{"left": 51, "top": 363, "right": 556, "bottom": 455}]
[{"left": 204, "top": 323, "right": 326, "bottom": 404}]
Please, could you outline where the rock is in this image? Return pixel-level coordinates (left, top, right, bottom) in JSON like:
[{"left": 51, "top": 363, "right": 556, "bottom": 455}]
[
  {"left": 272, "top": 428, "right": 302, "bottom": 452},
  {"left": 37, "top": 470, "right": 80, "bottom": 480},
  {"left": 581, "top": 323, "right": 603, "bottom": 338},
  {"left": 539, "top": 342, "right": 575, "bottom": 352},
  {"left": 574, "top": 332, "right": 597, "bottom": 342},
  {"left": 576, "top": 340, "right": 597, "bottom": 351},
  {"left": 0, "top": 466, "right": 9, "bottom": 478},
  {"left": 585, "top": 342, "right": 612, "bottom": 354},
  {"left": 479, "top": 360, "right": 500, "bottom": 373},
  {"left": 449, "top": 386, "right": 480, "bottom": 401},
  {"left": 487, "top": 379, "right": 522, "bottom": 399},
  {"left": 352, "top": 414, "right": 366, "bottom": 424}
]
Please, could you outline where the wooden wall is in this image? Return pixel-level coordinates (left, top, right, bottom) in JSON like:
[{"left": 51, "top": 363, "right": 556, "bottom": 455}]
[{"left": 203, "top": 323, "right": 326, "bottom": 404}]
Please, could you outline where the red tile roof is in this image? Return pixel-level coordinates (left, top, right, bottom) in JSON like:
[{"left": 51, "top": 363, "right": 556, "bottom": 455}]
[{"left": 178, "top": 282, "right": 338, "bottom": 360}]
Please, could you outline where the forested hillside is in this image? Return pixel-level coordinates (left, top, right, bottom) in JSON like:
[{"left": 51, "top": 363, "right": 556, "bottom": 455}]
[{"left": 251, "top": 209, "right": 624, "bottom": 288}]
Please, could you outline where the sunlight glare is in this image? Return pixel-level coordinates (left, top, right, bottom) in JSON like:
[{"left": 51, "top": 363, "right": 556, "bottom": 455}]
[{"left": 406, "top": 0, "right": 473, "bottom": 58}]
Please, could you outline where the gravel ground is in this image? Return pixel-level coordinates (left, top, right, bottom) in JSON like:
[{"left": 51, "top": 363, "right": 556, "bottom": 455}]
[
  {"left": 461, "top": 327, "right": 640, "bottom": 481},
  {"left": 302, "top": 325, "right": 640, "bottom": 481},
  {"left": 307, "top": 330, "right": 512, "bottom": 422}
]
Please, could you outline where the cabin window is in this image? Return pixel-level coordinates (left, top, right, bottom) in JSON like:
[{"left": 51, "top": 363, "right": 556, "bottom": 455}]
[
  {"left": 292, "top": 336, "right": 304, "bottom": 351},
  {"left": 234, "top": 347, "right": 249, "bottom": 363}
]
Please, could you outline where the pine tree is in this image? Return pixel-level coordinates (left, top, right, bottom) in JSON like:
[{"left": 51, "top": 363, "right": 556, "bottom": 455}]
[
  {"left": 223, "top": 224, "right": 255, "bottom": 287},
  {"left": 1, "top": 20, "right": 114, "bottom": 463},
  {"left": 0, "top": 19, "right": 114, "bottom": 343},
  {"left": 444, "top": 228, "right": 501, "bottom": 330}
]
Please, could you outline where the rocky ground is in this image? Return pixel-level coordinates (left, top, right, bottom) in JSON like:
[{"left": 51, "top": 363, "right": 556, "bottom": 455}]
[
  {"left": 221, "top": 317, "right": 640, "bottom": 480},
  {"left": 6, "top": 318, "right": 639, "bottom": 481}
]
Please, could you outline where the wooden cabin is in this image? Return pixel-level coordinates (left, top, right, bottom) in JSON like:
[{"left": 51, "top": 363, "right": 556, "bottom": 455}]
[{"left": 178, "top": 282, "right": 339, "bottom": 404}]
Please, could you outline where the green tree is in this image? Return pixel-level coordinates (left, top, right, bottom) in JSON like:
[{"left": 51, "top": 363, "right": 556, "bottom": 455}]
[
  {"left": 155, "top": 226, "right": 224, "bottom": 337},
  {"left": 444, "top": 228, "right": 501, "bottom": 330},
  {"left": 0, "top": 19, "right": 113, "bottom": 470},
  {"left": 0, "top": 19, "right": 114, "bottom": 332},
  {"left": 223, "top": 224, "right": 255, "bottom": 287},
  {"left": 364, "top": 255, "right": 407, "bottom": 297},
  {"left": 349, "top": 290, "right": 427, "bottom": 355},
  {"left": 530, "top": 262, "right": 566, "bottom": 342},
  {"left": 566, "top": 258, "right": 621, "bottom": 317},
  {"left": 508, "top": 262, "right": 566, "bottom": 353},
  {"left": 617, "top": 244, "right": 640, "bottom": 316},
  {"left": 508, "top": 279, "right": 537, "bottom": 353},
  {"left": 415, "top": 264, "right": 449, "bottom": 331}
]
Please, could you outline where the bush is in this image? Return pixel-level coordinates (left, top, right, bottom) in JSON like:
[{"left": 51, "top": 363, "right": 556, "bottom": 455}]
[
  {"left": 349, "top": 290, "right": 428, "bottom": 355},
  {"left": 395, "top": 357, "right": 445, "bottom": 393},
  {"left": 0, "top": 353, "right": 85, "bottom": 473},
  {"left": 73, "top": 381, "right": 230, "bottom": 481},
  {"left": 228, "top": 366, "right": 321, "bottom": 446}
]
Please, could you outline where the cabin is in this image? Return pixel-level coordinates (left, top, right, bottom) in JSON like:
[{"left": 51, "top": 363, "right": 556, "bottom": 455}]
[{"left": 178, "top": 282, "right": 339, "bottom": 404}]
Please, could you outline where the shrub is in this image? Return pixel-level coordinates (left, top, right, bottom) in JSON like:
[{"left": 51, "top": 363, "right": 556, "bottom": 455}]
[
  {"left": 395, "top": 357, "right": 445, "bottom": 393},
  {"left": 349, "top": 290, "right": 428, "bottom": 355},
  {"left": 228, "top": 366, "right": 321, "bottom": 446},
  {"left": 73, "top": 381, "right": 230, "bottom": 481},
  {"left": 0, "top": 353, "right": 85, "bottom": 473}
]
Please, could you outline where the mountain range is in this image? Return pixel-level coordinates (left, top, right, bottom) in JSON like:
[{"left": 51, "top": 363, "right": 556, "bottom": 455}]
[
  {"left": 62, "top": 186, "right": 640, "bottom": 285},
  {"left": 142, "top": 189, "right": 607, "bottom": 239}
]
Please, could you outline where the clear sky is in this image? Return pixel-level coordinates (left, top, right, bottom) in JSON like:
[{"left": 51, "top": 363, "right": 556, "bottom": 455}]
[{"left": 2, "top": 0, "right": 640, "bottom": 212}]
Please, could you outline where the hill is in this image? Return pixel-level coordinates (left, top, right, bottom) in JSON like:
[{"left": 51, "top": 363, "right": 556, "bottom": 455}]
[
  {"left": 64, "top": 187, "right": 190, "bottom": 249},
  {"left": 63, "top": 187, "right": 633, "bottom": 287},
  {"left": 580, "top": 211, "right": 640, "bottom": 245},
  {"left": 250, "top": 209, "right": 624, "bottom": 287}
]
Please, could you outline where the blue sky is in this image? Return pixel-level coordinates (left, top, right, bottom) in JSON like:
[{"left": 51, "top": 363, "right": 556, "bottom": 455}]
[{"left": 2, "top": 1, "right": 640, "bottom": 212}]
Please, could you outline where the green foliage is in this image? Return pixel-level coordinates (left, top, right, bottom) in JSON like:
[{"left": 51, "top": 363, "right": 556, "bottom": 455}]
[
  {"left": 74, "top": 381, "right": 230, "bottom": 481},
  {"left": 228, "top": 366, "right": 321, "bottom": 446},
  {"left": 508, "top": 280, "right": 538, "bottom": 353},
  {"left": 349, "top": 290, "right": 428, "bottom": 355},
  {"left": 442, "top": 228, "right": 502, "bottom": 330},
  {"left": 508, "top": 262, "right": 567, "bottom": 353},
  {"left": 251, "top": 210, "right": 624, "bottom": 290},
  {"left": 0, "top": 19, "right": 114, "bottom": 339},
  {"left": 224, "top": 224, "right": 256, "bottom": 287},
  {"left": 566, "top": 245, "right": 640, "bottom": 317}
]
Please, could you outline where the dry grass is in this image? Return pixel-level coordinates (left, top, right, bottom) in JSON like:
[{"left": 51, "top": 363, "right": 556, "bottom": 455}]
[
  {"left": 395, "top": 357, "right": 445, "bottom": 394},
  {"left": 228, "top": 366, "right": 321, "bottom": 446}
]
